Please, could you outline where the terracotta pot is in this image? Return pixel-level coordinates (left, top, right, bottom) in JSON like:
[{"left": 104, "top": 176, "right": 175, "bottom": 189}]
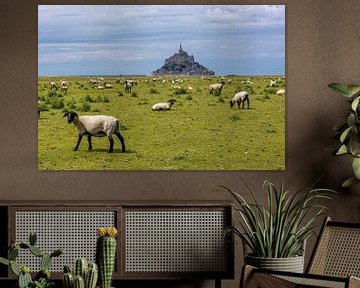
[{"left": 245, "top": 254, "right": 305, "bottom": 273}]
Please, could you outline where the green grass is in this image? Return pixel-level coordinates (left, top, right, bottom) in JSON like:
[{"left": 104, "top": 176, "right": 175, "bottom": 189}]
[{"left": 38, "top": 76, "right": 285, "bottom": 170}]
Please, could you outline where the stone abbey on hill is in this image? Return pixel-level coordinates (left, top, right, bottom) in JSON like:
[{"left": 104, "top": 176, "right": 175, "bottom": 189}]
[{"left": 152, "top": 44, "right": 215, "bottom": 76}]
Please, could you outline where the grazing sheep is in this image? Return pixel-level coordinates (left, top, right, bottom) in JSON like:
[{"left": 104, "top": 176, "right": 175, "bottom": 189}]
[
  {"left": 151, "top": 99, "right": 176, "bottom": 111},
  {"left": 89, "top": 79, "right": 98, "bottom": 86},
  {"left": 276, "top": 89, "right": 285, "bottom": 95},
  {"left": 49, "top": 81, "right": 57, "bottom": 90},
  {"left": 104, "top": 84, "right": 113, "bottom": 89},
  {"left": 124, "top": 80, "right": 137, "bottom": 94},
  {"left": 60, "top": 85, "right": 68, "bottom": 94},
  {"left": 115, "top": 77, "right": 124, "bottom": 84},
  {"left": 270, "top": 80, "right": 277, "bottom": 87},
  {"left": 209, "top": 82, "right": 225, "bottom": 94},
  {"left": 124, "top": 81, "right": 132, "bottom": 94},
  {"left": 95, "top": 85, "right": 105, "bottom": 90},
  {"left": 60, "top": 80, "right": 67, "bottom": 87},
  {"left": 230, "top": 91, "right": 250, "bottom": 109},
  {"left": 63, "top": 111, "right": 125, "bottom": 153}
]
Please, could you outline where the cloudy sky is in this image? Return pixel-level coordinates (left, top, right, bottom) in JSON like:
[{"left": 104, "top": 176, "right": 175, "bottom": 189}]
[{"left": 38, "top": 5, "right": 285, "bottom": 76}]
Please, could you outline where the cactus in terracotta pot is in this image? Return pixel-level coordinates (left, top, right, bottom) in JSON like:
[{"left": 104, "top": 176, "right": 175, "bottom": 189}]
[{"left": 96, "top": 227, "right": 118, "bottom": 288}]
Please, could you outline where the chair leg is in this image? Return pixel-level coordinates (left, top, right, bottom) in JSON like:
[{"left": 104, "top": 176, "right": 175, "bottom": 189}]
[
  {"left": 240, "top": 265, "right": 296, "bottom": 288},
  {"left": 215, "top": 278, "right": 221, "bottom": 288},
  {"left": 240, "top": 265, "right": 255, "bottom": 288}
]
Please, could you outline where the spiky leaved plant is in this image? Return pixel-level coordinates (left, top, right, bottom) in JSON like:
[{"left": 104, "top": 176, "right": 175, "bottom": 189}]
[
  {"left": 96, "top": 227, "right": 118, "bottom": 288},
  {"left": 222, "top": 178, "right": 335, "bottom": 258}
]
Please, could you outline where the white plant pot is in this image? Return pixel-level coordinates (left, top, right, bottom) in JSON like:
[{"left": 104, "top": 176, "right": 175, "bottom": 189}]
[{"left": 245, "top": 254, "right": 305, "bottom": 273}]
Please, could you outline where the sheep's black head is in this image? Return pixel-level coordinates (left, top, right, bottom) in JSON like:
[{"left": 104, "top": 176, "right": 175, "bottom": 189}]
[
  {"left": 63, "top": 111, "right": 78, "bottom": 123},
  {"left": 168, "top": 99, "right": 177, "bottom": 105},
  {"left": 230, "top": 100, "right": 235, "bottom": 108}
]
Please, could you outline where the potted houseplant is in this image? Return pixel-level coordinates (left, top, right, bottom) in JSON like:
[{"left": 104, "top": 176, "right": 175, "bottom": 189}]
[
  {"left": 328, "top": 83, "right": 360, "bottom": 187},
  {"left": 222, "top": 179, "right": 334, "bottom": 273}
]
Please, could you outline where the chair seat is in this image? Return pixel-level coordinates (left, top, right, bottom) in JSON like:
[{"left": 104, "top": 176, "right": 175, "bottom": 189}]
[
  {"left": 243, "top": 265, "right": 360, "bottom": 288},
  {"left": 241, "top": 217, "right": 360, "bottom": 288}
]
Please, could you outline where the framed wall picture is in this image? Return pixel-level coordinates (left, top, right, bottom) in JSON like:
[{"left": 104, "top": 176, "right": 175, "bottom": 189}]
[{"left": 38, "top": 5, "right": 285, "bottom": 170}]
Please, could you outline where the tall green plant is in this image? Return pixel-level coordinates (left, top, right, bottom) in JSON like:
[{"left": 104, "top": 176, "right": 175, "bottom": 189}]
[
  {"left": 328, "top": 83, "right": 360, "bottom": 187},
  {"left": 222, "top": 179, "right": 334, "bottom": 258}
]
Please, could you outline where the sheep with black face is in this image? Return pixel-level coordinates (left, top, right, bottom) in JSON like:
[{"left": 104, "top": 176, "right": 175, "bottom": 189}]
[
  {"left": 230, "top": 91, "right": 250, "bottom": 109},
  {"left": 64, "top": 111, "right": 125, "bottom": 153}
]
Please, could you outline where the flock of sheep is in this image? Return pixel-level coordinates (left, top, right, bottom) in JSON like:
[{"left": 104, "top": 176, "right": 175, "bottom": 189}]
[{"left": 40, "top": 76, "right": 285, "bottom": 153}]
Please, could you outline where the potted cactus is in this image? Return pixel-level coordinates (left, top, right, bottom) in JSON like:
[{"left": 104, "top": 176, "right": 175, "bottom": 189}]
[
  {"left": 96, "top": 227, "right": 118, "bottom": 288},
  {"left": 0, "top": 232, "right": 63, "bottom": 288},
  {"left": 62, "top": 258, "right": 98, "bottom": 288}
]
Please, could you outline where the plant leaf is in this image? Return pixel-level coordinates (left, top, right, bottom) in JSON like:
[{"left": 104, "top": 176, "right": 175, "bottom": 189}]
[
  {"left": 328, "top": 83, "right": 351, "bottom": 97},
  {"left": 342, "top": 177, "right": 360, "bottom": 188},
  {"left": 336, "top": 144, "right": 348, "bottom": 155},
  {"left": 352, "top": 96, "right": 360, "bottom": 111},
  {"left": 347, "top": 85, "right": 360, "bottom": 97},
  {"left": 340, "top": 126, "right": 353, "bottom": 143},
  {"left": 352, "top": 157, "right": 360, "bottom": 179},
  {"left": 0, "top": 257, "right": 9, "bottom": 266}
]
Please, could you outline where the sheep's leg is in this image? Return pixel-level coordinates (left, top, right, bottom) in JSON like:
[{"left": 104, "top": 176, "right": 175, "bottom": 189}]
[
  {"left": 108, "top": 136, "right": 114, "bottom": 153},
  {"left": 115, "top": 132, "right": 126, "bottom": 153},
  {"left": 242, "top": 101, "right": 245, "bottom": 109},
  {"left": 74, "top": 134, "right": 83, "bottom": 151},
  {"left": 87, "top": 135, "right": 92, "bottom": 150},
  {"left": 246, "top": 99, "right": 250, "bottom": 109}
]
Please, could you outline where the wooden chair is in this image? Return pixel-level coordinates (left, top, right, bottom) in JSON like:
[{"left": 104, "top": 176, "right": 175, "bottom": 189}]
[{"left": 241, "top": 217, "right": 360, "bottom": 288}]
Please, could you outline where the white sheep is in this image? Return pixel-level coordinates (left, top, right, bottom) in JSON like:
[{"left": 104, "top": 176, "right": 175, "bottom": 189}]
[
  {"left": 49, "top": 81, "right": 57, "bottom": 90},
  {"left": 60, "top": 85, "right": 68, "bottom": 94},
  {"left": 60, "top": 80, "right": 67, "bottom": 87},
  {"left": 276, "top": 89, "right": 285, "bottom": 95},
  {"left": 270, "top": 80, "right": 277, "bottom": 87},
  {"left": 124, "top": 80, "right": 137, "bottom": 94},
  {"left": 104, "top": 84, "right": 113, "bottom": 89},
  {"left": 89, "top": 79, "right": 98, "bottom": 86},
  {"left": 209, "top": 82, "right": 225, "bottom": 94},
  {"left": 151, "top": 99, "right": 176, "bottom": 111},
  {"left": 63, "top": 111, "right": 125, "bottom": 153},
  {"left": 230, "top": 91, "right": 250, "bottom": 109}
]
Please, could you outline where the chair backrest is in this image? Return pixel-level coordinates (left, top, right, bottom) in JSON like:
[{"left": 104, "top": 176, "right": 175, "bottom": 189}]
[{"left": 307, "top": 217, "right": 360, "bottom": 277}]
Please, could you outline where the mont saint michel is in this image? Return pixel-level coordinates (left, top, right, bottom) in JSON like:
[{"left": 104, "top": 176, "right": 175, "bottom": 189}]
[{"left": 152, "top": 44, "right": 215, "bottom": 76}]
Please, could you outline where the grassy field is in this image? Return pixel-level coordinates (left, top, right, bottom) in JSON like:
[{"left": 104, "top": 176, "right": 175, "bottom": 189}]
[{"left": 38, "top": 75, "right": 285, "bottom": 170}]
